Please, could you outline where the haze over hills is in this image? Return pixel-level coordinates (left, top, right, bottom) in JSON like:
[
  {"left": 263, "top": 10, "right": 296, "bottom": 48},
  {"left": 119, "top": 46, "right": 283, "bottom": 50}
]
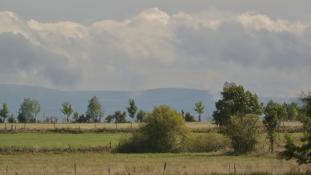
[{"left": 0, "top": 84, "right": 298, "bottom": 121}]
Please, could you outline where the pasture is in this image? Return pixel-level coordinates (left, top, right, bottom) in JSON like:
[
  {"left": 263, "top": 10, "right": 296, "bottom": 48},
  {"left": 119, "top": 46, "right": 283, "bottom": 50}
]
[
  {"left": 0, "top": 133, "right": 128, "bottom": 149},
  {"left": 0, "top": 132, "right": 304, "bottom": 153},
  {"left": 0, "top": 153, "right": 310, "bottom": 175},
  {"left": 0, "top": 122, "right": 307, "bottom": 174}
]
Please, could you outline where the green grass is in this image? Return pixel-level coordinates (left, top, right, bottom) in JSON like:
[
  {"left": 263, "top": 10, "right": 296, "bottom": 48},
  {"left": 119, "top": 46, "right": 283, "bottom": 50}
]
[
  {"left": 0, "top": 153, "right": 310, "bottom": 175},
  {"left": 0, "top": 133, "right": 129, "bottom": 148},
  {"left": 0, "top": 132, "right": 304, "bottom": 152}
]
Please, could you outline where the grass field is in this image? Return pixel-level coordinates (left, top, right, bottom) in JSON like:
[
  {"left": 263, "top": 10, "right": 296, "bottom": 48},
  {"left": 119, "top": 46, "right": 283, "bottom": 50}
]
[
  {"left": 0, "top": 132, "right": 303, "bottom": 153},
  {"left": 0, "top": 133, "right": 128, "bottom": 148},
  {"left": 0, "top": 153, "right": 310, "bottom": 175},
  {"left": 0, "top": 128, "right": 307, "bottom": 174}
]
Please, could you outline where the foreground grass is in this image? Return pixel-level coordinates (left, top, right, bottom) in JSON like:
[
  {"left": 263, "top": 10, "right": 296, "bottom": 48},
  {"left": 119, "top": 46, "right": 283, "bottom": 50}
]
[{"left": 0, "top": 153, "right": 310, "bottom": 175}]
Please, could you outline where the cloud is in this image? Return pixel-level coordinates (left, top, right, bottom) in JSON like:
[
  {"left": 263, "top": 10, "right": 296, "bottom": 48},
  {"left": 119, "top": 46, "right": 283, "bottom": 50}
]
[{"left": 0, "top": 9, "right": 310, "bottom": 97}]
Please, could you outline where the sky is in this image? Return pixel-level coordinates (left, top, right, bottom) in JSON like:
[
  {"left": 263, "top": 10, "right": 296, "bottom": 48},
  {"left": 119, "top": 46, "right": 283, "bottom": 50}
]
[{"left": 0, "top": 0, "right": 311, "bottom": 97}]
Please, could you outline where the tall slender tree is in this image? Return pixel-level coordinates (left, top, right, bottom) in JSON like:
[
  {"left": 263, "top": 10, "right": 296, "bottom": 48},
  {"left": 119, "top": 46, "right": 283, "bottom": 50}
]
[
  {"left": 282, "top": 92, "right": 311, "bottom": 164},
  {"left": 127, "top": 98, "right": 138, "bottom": 120},
  {"left": 61, "top": 102, "right": 73, "bottom": 123},
  {"left": 0, "top": 103, "right": 9, "bottom": 123},
  {"left": 86, "top": 96, "right": 102, "bottom": 122},
  {"left": 263, "top": 100, "right": 286, "bottom": 152},
  {"left": 194, "top": 101, "right": 205, "bottom": 122}
]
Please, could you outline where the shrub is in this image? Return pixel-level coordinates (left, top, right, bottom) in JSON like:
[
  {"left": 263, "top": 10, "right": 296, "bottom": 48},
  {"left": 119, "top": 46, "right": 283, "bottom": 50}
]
[
  {"left": 281, "top": 93, "right": 311, "bottom": 164},
  {"left": 223, "top": 114, "right": 260, "bottom": 154},
  {"left": 184, "top": 112, "right": 196, "bottom": 122},
  {"left": 117, "top": 105, "right": 190, "bottom": 153},
  {"left": 186, "top": 133, "right": 230, "bottom": 152},
  {"left": 8, "top": 115, "right": 17, "bottom": 123}
]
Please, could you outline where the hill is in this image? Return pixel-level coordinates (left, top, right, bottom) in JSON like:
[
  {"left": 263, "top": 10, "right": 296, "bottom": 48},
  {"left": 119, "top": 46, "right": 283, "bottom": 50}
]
[{"left": 0, "top": 84, "right": 215, "bottom": 121}]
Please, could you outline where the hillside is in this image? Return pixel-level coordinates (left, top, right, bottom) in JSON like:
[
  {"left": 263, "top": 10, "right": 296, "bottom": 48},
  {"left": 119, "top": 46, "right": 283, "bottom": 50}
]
[{"left": 0, "top": 84, "right": 215, "bottom": 121}]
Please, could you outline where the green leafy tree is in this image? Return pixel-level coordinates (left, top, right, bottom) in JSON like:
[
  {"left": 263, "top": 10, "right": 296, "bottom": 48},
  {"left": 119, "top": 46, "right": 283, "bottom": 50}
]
[
  {"left": 105, "top": 115, "right": 114, "bottom": 123},
  {"left": 136, "top": 109, "right": 146, "bottom": 122},
  {"left": 263, "top": 100, "right": 287, "bottom": 152},
  {"left": 118, "top": 105, "right": 190, "bottom": 152},
  {"left": 86, "top": 96, "right": 102, "bottom": 122},
  {"left": 224, "top": 114, "right": 260, "bottom": 154},
  {"left": 286, "top": 102, "right": 300, "bottom": 121},
  {"left": 194, "top": 101, "right": 204, "bottom": 122},
  {"left": 213, "top": 82, "right": 262, "bottom": 126},
  {"left": 17, "top": 98, "right": 40, "bottom": 123},
  {"left": 0, "top": 103, "right": 9, "bottom": 123},
  {"left": 8, "top": 114, "right": 16, "bottom": 123},
  {"left": 113, "top": 111, "right": 127, "bottom": 123},
  {"left": 72, "top": 112, "right": 79, "bottom": 122},
  {"left": 61, "top": 102, "right": 73, "bottom": 122},
  {"left": 127, "top": 98, "right": 138, "bottom": 120},
  {"left": 282, "top": 92, "right": 311, "bottom": 164},
  {"left": 184, "top": 112, "right": 196, "bottom": 122}
]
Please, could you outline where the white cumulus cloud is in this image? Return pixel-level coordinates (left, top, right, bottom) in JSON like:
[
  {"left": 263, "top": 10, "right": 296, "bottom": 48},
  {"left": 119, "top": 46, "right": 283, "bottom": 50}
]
[{"left": 0, "top": 8, "right": 310, "bottom": 97}]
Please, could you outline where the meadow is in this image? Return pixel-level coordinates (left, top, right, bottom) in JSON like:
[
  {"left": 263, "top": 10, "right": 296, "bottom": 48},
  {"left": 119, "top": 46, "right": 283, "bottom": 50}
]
[
  {"left": 0, "top": 132, "right": 303, "bottom": 152},
  {"left": 0, "top": 152, "right": 310, "bottom": 175},
  {"left": 0, "top": 133, "right": 128, "bottom": 148},
  {"left": 0, "top": 122, "right": 308, "bottom": 175}
]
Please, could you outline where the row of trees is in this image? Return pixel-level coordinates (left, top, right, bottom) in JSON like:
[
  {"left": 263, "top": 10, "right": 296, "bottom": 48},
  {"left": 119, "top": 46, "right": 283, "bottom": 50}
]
[
  {"left": 0, "top": 96, "right": 206, "bottom": 123},
  {"left": 118, "top": 82, "right": 311, "bottom": 165},
  {"left": 212, "top": 82, "right": 303, "bottom": 154}
]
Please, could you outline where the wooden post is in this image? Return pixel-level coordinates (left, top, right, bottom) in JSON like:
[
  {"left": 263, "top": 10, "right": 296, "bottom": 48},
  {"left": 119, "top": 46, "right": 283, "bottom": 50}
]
[
  {"left": 234, "top": 163, "right": 236, "bottom": 174},
  {"left": 74, "top": 163, "right": 77, "bottom": 175},
  {"left": 6, "top": 165, "right": 8, "bottom": 175},
  {"left": 228, "top": 164, "right": 231, "bottom": 174}
]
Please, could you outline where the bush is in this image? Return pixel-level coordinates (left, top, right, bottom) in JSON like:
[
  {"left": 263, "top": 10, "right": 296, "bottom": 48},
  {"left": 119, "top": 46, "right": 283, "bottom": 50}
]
[
  {"left": 117, "top": 105, "right": 190, "bottom": 153},
  {"left": 223, "top": 114, "right": 260, "bottom": 154},
  {"left": 184, "top": 112, "right": 196, "bottom": 122},
  {"left": 8, "top": 116, "right": 17, "bottom": 123},
  {"left": 186, "top": 133, "right": 230, "bottom": 152}
]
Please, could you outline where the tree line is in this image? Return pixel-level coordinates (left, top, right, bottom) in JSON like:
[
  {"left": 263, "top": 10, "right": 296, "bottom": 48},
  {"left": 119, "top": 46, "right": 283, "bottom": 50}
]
[
  {"left": 0, "top": 97, "right": 207, "bottom": 124},
  {"left": 0, "top": 85, "right": 301, "bottom": 124},
  {"left": 116, "top": 82, "right": 311, "bottom": 164},
  {"left": 0, "top": 82, "right": 310, "bottom": 163}
]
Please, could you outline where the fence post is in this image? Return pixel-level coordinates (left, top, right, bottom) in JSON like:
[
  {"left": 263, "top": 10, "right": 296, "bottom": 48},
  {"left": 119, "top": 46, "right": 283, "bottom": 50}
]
[
  {"left": 228, "top": 164, "right": 231, "bottom": 174},
  {"left": 74, "top": 163, "right": 77, "bottom": 175},
  {"left": 234, "top": 163, "right": 236, "bottom": 174}
]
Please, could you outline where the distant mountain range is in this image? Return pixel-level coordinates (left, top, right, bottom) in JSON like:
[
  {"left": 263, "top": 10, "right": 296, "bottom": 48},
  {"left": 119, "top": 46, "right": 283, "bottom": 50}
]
[{"left": 0, "top": 84, "right": 298, "bottom": 121}]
